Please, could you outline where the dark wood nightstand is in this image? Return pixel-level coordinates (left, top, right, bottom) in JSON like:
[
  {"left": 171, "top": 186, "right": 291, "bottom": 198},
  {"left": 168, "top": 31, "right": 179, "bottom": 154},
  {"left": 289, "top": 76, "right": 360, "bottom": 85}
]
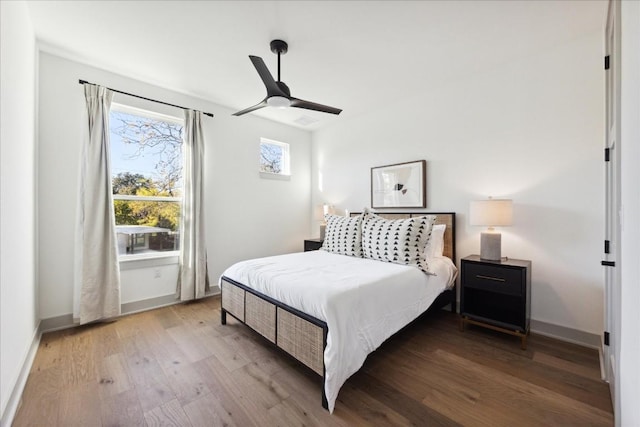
[
  {"left": 460, "top": 255, "right": 531, "bottom": 349},
  {"left": 304, "top": 238, "right": 324, "bottom": 252}
]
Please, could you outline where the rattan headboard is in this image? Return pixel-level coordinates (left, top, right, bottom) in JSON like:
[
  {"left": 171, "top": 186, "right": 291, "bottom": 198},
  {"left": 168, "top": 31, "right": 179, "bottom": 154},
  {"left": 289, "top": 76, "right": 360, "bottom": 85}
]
[{"left": 349, "top": 212, "right": 456, "bottom": 263}]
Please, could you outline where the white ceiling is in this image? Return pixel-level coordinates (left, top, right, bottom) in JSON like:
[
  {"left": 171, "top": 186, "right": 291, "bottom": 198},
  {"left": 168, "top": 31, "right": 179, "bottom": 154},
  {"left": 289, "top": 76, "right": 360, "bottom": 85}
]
[{"left": 26, "top": 0, "right": 606, "bottom": 130}]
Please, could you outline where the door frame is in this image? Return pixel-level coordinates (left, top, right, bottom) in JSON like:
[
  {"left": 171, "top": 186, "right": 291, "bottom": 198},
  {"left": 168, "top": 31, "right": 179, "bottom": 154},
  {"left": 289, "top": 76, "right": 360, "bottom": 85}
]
[{"left": 603, "top": 0, "right": 621, "bottom": 408}]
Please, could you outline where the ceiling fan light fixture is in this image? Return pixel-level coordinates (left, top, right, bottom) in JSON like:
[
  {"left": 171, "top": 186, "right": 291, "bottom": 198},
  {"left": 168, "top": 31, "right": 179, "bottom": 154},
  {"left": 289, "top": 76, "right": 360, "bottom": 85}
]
[
  {"left": 232, "top": 40, "right": 342, "bottom": 117},
  {"left": 267, "top": 96, "right": 291, "bottom": 108}
]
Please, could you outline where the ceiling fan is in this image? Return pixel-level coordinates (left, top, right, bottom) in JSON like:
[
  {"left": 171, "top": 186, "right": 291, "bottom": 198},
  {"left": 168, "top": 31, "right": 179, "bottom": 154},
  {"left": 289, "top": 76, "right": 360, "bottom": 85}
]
[{"left": 233, "top": 40, "right": 342, "bottom": 117}]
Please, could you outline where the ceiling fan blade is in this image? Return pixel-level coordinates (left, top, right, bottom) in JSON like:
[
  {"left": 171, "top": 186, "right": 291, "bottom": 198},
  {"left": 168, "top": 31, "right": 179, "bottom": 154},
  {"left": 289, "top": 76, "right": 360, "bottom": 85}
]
[
  {"left": 232, "top": 99, "right": 268, "bottom": 116},
  {"left": 290, "top": 98, "right": 342, "bottom": 115},
  {"left": 249, "top": 55, "right": 286, "bottom": 97}
]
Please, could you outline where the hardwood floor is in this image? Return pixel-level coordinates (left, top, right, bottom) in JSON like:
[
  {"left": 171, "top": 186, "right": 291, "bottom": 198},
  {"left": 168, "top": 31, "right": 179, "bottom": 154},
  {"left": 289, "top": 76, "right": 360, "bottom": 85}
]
[{"left": 13, "top": 296, "right": 613, "bottom": 426}]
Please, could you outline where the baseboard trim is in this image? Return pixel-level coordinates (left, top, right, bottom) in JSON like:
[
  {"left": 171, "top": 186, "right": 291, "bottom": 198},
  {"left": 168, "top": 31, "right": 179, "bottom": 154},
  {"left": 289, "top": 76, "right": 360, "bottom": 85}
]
[
  {"left": 121, "top": 294, "right": 180, "bottom": 315},
  {"left": 530, "top": 319, "right": 601, "bottom": 349},
  {"left": 598, "top": 346, "right": 606, "bottom": 381},
  {"left": 121, "top": 287, "right": 221, "bottom": 315},
  {"left": 39, "top": 313, "right": 74, "bottom": 333},
  {"left": 40, "top": 286, "right": 222, "bottom": 333},
  {"left": 452, "top": 300, "right": 600, "bottom": 350},
  {"left": 0, "top": 322, "right": 41, "bottom": 427}
]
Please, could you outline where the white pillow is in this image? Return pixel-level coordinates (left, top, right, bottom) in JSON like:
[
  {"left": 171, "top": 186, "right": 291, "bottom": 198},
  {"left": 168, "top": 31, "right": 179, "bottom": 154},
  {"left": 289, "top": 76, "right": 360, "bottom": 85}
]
[
  {"left": 425, "top": 224, "right": 446, "bottom": 259},
  {"left": 361, "top": 212, "right": 436, "bottom": 274},
  {"left": 321, "top": 214, "right": 363, "bottom": 257}
]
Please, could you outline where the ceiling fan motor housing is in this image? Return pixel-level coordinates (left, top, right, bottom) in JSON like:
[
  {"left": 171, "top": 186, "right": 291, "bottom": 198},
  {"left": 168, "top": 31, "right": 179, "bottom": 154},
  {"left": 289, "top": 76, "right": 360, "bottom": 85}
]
[{"left": 276, "top": 81, "right": 290, "bottom": 96}]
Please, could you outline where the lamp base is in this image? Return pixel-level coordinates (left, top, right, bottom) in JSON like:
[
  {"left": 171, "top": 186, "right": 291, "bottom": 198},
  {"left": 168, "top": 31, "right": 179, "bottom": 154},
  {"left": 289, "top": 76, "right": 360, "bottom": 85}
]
[
  {"left": 319, "top": 224, "right": 326, "bottom": 240},
  {"left": 480, "top": 232, "right": 502, "bottom": 261}
]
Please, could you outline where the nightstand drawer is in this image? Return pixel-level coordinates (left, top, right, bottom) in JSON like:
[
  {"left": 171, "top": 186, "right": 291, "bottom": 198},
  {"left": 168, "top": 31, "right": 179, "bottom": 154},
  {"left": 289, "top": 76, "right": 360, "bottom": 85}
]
[{"left": 463, "top": 263, "right": 523, "bottom": 296}]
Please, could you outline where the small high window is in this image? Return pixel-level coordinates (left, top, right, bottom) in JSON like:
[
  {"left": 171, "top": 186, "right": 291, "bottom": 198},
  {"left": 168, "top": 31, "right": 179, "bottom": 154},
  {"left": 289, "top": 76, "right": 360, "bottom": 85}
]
[{"left": 259, "top": 137, "right": 290, "bottom": 176}]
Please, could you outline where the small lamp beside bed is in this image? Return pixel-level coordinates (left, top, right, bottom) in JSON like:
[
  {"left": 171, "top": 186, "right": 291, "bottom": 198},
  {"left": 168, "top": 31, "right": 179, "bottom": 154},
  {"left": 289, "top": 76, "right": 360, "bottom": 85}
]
[
  {"left": 318, "top": 204, "right": 334, "bottom": 240},
  {"left": 470, "top": 198, "right": 513, "bottom": 261}
]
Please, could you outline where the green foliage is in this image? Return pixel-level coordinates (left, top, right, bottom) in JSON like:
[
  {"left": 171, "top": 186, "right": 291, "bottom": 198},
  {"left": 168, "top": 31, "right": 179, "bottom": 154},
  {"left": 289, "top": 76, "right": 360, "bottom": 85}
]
[
  {"left": 112, "top": 172, "right": 180, "bottom": 231},
  {"left": 114, "top": 200, "right": 137, "bottom": 226},
  {"left": 113, "top": 172, "right": 152, "bottom": 195},
  {"left": 129, "top": 187, "right": 180, "bottom": 231}
]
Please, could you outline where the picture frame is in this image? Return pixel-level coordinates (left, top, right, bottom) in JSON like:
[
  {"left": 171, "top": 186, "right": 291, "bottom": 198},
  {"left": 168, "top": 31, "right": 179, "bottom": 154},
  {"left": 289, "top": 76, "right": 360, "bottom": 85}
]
[{"left": 371, "top": 160, "right": 426, "bottom": 208}]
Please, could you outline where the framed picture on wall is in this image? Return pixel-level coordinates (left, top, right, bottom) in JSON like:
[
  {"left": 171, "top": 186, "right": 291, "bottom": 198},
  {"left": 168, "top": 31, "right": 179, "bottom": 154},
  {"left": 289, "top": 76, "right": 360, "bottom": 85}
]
[{"left": 371, "top": 160, "right": 426, "bottom": 208}]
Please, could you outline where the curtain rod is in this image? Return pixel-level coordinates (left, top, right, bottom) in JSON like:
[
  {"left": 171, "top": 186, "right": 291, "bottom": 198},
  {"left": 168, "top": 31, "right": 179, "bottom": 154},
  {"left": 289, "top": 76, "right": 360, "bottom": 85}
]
[{"left": 78, "top": 79, "right": 214, "bottom": 117}]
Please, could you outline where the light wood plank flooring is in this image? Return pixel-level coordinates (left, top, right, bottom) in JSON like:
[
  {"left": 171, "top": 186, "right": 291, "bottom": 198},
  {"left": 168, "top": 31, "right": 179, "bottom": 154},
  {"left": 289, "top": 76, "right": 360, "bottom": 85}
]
[{"left": 13, "top": 296, "right": 613, "bottom": 426}]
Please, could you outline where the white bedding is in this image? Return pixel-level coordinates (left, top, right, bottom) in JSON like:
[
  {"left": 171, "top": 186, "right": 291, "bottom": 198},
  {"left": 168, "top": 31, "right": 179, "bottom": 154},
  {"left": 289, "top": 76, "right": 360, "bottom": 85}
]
[{"left": 221, "top": 250, "right": 457, "bottom": 413}]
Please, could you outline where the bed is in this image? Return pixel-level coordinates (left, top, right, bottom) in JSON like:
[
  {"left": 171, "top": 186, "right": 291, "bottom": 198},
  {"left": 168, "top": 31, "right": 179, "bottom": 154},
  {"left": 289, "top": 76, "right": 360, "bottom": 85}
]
[{"left": 220, "top": 212, "right": 457, "bottom": 413}]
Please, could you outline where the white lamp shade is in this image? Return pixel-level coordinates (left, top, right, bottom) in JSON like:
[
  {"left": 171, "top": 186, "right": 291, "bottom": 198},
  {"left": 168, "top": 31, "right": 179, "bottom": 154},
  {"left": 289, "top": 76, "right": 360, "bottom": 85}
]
[
  {"left": 469, "top": 199, "right": 513, "bottom": 227},
  {"left": 315, "top": 204, "right": 335, "bottom": 221}
]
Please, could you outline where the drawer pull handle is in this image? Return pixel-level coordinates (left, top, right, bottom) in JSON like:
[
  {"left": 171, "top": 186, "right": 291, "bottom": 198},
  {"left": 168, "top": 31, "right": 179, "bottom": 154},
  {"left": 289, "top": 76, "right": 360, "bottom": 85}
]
[{"left": 476, "top": 274, "right": 506, "bottom": 282}]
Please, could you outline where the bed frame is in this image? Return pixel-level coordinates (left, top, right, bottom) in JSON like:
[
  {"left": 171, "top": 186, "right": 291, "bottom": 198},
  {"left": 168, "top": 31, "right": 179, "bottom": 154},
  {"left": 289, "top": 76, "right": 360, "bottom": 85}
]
[{"left": 220, "top": 212, "right": 456, "bottom": 410}]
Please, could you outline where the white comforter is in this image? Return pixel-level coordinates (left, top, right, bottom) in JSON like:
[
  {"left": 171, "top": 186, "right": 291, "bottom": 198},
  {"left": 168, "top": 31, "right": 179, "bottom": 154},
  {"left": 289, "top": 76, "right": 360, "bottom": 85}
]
[{"left": 221, "top": 250, "right": 457, "bottom": 413}]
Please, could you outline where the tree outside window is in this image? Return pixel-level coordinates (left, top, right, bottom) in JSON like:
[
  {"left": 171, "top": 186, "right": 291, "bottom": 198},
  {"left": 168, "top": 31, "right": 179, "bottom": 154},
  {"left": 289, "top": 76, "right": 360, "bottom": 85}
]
[
  {"left": 110, "top": 104, "right": 183, "bottom": 256},
  {"left": 260, "top": 138, "right": 290, "bottom": 176}
]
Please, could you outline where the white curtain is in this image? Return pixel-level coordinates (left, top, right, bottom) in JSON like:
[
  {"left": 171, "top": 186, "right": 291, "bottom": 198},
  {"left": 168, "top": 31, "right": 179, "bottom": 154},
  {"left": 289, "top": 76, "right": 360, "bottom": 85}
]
[
  {"left": 73, "top": 84, "right": 121, "bottom": 324},
  {"left": 177, "top": 110, "right": 209, "bottom": 300}
]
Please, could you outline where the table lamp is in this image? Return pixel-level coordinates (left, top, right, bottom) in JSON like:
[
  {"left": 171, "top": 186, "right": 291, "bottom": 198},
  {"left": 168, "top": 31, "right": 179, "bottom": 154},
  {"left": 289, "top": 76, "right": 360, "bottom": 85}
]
[
  {"left": 318, "top": 204, "right": 334, "bottom": 240},
  {"left": 469, "top": 198, "right": 513, "bottom": 261}
]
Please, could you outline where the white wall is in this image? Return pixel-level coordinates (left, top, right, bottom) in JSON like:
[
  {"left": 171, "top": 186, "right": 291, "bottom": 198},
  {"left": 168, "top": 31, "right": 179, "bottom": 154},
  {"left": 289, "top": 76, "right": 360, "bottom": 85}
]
[
  {"left": 312, "top": 31, "right": 604, "bottom": 336},
  {"left": 38, "top": 52, "right": 312, "bottom": 320},
  {"left": 0, "top": 0, "right": 38, "bottom": 421},
  {"left": 619, "top": 0, "right": 640, "bottom": 424},
  {"left": 120, "top": 258, "right": 180, "bottom": 305}
]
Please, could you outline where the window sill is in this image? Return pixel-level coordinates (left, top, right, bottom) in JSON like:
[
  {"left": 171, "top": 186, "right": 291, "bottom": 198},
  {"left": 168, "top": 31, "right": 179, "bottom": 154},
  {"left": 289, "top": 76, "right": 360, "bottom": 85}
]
[
  {"left": 259, "top": 171, "right": 291, "bottom": 181},
  {"left": 119, "top": 251, "right": 179, "bottom": 270}
]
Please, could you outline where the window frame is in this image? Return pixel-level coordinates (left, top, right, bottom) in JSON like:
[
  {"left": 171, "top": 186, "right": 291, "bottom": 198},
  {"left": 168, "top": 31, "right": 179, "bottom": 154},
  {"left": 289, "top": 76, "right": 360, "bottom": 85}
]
[
  {"left": 111, "top": 102, "right": 184, "bottom": 128},
  {"left": 109, "top": 102, "right": 184, "bottom": 261},
  {"left": 259, "top": 137, "right": 291, "bottom": 178}
]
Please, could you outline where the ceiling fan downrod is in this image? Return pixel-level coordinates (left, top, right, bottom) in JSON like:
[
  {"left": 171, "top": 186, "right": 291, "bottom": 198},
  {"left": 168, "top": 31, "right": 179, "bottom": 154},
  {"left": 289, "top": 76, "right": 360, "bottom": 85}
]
[{"left": 270, "top": 39, "right": 288, "bottom": 82}]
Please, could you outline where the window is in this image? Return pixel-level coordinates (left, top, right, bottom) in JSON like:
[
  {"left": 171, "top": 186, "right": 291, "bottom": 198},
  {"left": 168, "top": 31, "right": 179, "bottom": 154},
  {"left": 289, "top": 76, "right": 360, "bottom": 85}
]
[
  {"left": 259, "top": 137, "right": 290, "bottom": 176},
  {"left": 109, "top": 103, "right": 183, "bottom": 257}
]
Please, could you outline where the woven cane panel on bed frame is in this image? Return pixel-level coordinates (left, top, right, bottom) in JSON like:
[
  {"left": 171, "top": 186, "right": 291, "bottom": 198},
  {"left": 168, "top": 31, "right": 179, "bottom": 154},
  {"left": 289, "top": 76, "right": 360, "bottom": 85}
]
[
  {"left": 276, "top": 308, "right": 324, "bottom": 375},
  {"left": 435, "top": 214, "right": 455, "bottom": 261},
  {"left": 245, "top": 292, "right": 276, "bottom": 343},
  {"left": 221, "top": 279, "right": 244, "bottom": 322}
]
